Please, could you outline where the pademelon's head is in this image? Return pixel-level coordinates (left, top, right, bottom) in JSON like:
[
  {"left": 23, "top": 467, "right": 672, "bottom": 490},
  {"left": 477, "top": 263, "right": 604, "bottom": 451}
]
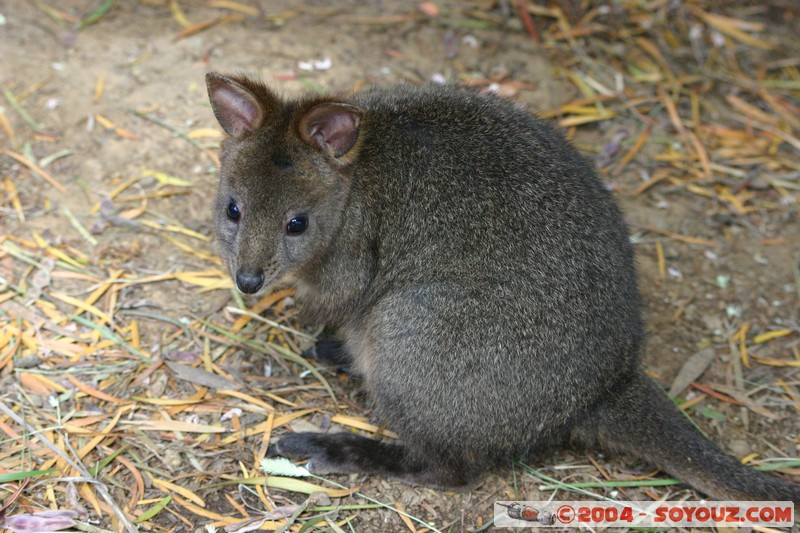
[{"left": 206, "top": 72, "right": 363, "bottom": 295}]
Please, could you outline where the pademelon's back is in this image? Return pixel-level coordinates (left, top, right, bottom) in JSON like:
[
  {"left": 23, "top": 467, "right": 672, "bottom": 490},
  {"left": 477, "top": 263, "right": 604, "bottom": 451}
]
[{"left": 349, "top": 84, "right": 643, "bottom": 347}]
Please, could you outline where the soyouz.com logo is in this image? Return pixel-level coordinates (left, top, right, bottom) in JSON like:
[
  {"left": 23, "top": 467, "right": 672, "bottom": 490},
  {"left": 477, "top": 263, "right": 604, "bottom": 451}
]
[{"left": 494, "top": 501, "right": 796, "bottom": 528}]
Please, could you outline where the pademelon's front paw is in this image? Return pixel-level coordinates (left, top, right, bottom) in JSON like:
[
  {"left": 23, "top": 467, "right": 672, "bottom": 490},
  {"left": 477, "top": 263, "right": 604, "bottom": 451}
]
[{"left": 301, "top": 338, "right": 351, "bottom": 373}]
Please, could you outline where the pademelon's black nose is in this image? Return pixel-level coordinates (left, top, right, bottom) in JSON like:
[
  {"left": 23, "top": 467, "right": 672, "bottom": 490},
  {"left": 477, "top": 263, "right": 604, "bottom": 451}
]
[{"left": 235, "top": 269, "right": 264, "bottom": 294}]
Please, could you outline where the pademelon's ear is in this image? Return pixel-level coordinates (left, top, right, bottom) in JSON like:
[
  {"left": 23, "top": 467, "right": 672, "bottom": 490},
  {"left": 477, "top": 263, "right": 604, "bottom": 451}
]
[
  {"left": 298, "top": 103, "right": 362, "bottom": 158},
  {"left": 206, "top": 73, "right": 268, "bottom": 136}
]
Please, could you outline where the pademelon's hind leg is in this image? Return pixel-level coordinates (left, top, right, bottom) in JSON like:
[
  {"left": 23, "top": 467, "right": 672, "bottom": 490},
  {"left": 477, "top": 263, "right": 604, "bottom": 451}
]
[{"left": 274, "top": 432, "right": 477, "bottom": 487}]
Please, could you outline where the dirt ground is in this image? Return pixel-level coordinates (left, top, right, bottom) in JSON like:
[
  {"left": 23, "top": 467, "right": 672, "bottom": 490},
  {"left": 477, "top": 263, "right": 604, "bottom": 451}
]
[{"left": 1, "top": 1, "right": 799, "bottom": 531}]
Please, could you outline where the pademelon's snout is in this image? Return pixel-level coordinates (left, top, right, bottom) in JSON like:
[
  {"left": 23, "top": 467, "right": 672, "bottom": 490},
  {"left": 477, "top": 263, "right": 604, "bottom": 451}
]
[{"left": 235, "top": 268, "right": 265, "bottom": 294}]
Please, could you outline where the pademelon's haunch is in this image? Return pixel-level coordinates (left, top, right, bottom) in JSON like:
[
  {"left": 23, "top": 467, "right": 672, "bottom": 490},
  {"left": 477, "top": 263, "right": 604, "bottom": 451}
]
[{"left": 206, "top": 72, "right": 800, "bottom": 504}]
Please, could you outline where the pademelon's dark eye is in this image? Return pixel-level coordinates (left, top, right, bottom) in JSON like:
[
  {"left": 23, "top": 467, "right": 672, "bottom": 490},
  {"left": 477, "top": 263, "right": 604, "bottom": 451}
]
[
  {"left": 286, "top": 214, "right": 308, "bottom": 235},
  {"left": 226, "top": 200, "right": 241, "bottom": 222}
]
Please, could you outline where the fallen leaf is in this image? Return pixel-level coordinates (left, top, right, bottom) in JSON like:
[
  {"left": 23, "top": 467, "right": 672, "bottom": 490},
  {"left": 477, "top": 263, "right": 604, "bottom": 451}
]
[{"left": 668, "top": 347, "right": 715, "bottom": 398}]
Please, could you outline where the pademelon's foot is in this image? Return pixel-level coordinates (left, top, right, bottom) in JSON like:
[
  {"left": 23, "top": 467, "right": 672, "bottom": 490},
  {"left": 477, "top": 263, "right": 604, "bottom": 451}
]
[
  {"left": 275, "top": 432, "right": 406, "bottom": 475},
  {"left": 274, "top": 432, "right": 478, "bottom": 487},
  {"left": 301, "top": 338, "right": 350, "bottom": 372}
]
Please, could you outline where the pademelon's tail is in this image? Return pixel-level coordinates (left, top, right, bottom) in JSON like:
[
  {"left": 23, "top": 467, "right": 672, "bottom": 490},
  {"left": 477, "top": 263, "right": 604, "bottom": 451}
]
[{"left": 576, "top": 371, "right": 800, "bottom": 505}]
